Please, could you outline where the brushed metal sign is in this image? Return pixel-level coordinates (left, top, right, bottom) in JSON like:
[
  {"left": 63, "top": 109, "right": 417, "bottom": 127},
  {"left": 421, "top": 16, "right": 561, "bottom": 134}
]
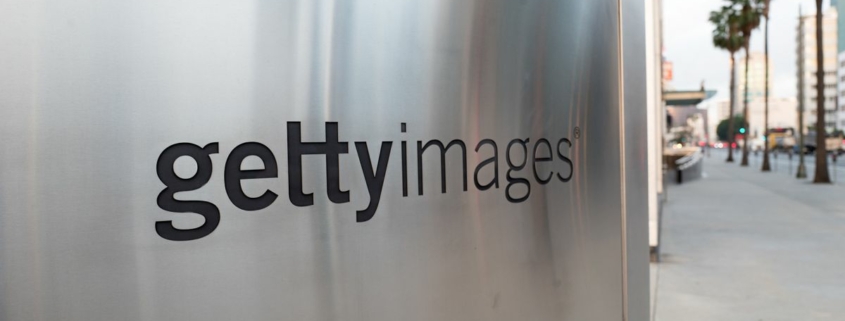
[{"left": 0, "top": 0, "right": 647, "bottom": 320}]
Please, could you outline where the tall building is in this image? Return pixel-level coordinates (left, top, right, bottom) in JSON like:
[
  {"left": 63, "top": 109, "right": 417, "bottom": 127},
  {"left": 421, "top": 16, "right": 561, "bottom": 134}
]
[
  {"left": 798, "top": 7, "right": 840, "bottom": 131},
  {"left": 838, "top": 0, "right": 845, "bottom": 129},
  {"left": 735, "top": 52, "right": 773, "bottom": 103}
]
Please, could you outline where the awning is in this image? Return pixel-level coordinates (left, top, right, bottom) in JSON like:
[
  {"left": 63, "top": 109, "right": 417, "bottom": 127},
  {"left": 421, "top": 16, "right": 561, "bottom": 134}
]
[{"left": 663, "top": 90, "right": 717, "bottom": 106}]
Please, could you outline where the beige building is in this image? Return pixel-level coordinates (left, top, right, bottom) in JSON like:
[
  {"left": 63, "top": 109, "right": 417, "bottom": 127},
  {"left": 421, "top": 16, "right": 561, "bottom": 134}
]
[
  {"left": 735, "top": 52, "right": 773, "bottom": 103},
  {"left": 709, "top": 97, "right": 797, "bottom": 142},
  {"left": 797, "top": 8, "right": 841, "bottom": 131},
  {"left": 839, "top": 0, "right": 845, "bottom": 129}
]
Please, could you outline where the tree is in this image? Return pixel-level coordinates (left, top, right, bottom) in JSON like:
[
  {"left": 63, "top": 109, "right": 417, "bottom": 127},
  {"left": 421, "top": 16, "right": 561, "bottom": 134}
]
[
  {"left": 797, "top": 6, "right": 808, "bottom": 178},
  {"left": 717, "top": 115, "right": 748, "bottom": 142},
  {"left": 710, "top": 6, "right": 743, "bottom": 162},
  {"left": 734, "top": 0, "right": 761, "bottom": 167},
  {"left": 761, "top": 0, "right": 773, "bottom": 172},
  {"left": 813, "top": 0, "right": 831, "bottom": 183}
]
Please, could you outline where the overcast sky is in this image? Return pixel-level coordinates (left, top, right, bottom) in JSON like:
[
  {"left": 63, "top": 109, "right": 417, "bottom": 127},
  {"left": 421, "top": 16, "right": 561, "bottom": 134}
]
[{"left": 663, "top": 0, "right": 826, "bottom": 103}]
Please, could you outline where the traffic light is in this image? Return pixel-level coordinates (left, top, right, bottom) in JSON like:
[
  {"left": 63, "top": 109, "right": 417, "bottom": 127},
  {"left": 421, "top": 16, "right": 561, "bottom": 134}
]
[{"left": 739, "top": 127, "right": 746, "bottom": 134}]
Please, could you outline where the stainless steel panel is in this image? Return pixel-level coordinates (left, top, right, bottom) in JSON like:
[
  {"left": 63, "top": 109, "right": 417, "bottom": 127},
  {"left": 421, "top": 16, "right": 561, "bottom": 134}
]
[
  {"left": 621, "top": 0, "right": 651, "bottom": 320},
  {"left": 0, "top": 0, "right": 642, "bottom": 320}
]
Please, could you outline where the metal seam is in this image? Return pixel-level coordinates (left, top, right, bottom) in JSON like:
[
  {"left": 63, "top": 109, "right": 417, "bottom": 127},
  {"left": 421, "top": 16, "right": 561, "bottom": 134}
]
[{"left": 616, "top": 0, "right": 629, "bottom": 320}]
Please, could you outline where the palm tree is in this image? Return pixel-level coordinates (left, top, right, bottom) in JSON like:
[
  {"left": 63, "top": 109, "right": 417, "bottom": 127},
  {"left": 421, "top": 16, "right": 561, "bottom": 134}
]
[
  {"left": 735, "top": 0, "right": 761, "bottom": 167},
  {"left": 710, "top": 6, "right": 743, "bottom": 162},
  {"left": 813, "top": 0, "right": 831, "bottom": 183},
  {"left": 797, "top": 5, "right": 808, "bottom": 179},
  {"left": 761, "top": 0, "right": 773, "bottom": 172}
]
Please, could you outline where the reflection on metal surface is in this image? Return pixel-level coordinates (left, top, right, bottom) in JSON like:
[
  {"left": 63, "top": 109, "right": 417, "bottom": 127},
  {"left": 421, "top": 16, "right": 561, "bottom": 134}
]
[{"left": 0, "top": 0, "right": 645, "bottom": 320}]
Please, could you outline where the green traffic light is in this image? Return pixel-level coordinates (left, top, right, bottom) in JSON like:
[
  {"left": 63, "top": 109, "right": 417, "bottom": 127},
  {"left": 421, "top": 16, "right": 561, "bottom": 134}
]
[{"left": 739, "top": 128, "right": 746, "bottom": 134}]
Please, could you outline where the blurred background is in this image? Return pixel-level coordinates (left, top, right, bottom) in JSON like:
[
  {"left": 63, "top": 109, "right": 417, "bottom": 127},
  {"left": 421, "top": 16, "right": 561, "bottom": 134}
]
[{"left": 649, "top": 0, "right": 845, "bottom": 319}]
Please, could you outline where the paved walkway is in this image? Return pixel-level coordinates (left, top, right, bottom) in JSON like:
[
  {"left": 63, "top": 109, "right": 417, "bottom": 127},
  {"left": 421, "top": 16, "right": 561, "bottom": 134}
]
[{"left": 651, "top": 152, "right": 845, "bottom": 321}]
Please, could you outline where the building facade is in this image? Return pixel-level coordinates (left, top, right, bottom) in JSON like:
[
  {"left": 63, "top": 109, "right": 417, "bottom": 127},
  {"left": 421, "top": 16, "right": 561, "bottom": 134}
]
[
  {"left": 709, "top": 98, "right": 797, "bottom": 142},
  {"left": 798, "top": 7, "right": 841, "bottom": 131},
  {"left": 838, "top": 0, "right": 845, "bottom": 129},
  {"left": 735, "top": 52, "right": 773, "bottom": 103}
]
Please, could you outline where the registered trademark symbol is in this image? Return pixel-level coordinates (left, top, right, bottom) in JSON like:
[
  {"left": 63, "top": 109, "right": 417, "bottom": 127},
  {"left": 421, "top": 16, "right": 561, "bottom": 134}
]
[{"left": 574, "top": 127, "right": 581, "bottom": 139}]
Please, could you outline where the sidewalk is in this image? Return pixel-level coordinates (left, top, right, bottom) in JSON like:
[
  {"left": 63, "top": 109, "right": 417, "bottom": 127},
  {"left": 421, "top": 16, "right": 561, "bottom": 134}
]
[{"left": 651, "top": 153, "right": 845, "bottom": 321}]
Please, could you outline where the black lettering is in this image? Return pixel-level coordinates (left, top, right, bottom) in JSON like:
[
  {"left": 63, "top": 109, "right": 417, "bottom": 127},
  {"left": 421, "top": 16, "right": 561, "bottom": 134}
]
[
  {"left": 323, "top": 123, "right": 349, "bottom": 204},
  {"left": 473, "top": 139, "right": 499, "bottom": 190},
  {"left": 401, "top": 122, "right": 408, "bottom": 197},
  {"left": 154, "top": 122, "right": 576, "bottom": 239},
  {"left": 506, "top": 138, "right": 531, "bottom": 203},
  {"left": 355, "top": 142, "right": 392, "bottom": 222},
  {"left": 557, "top": 138, "right": 573, "bottom": 182},
  {"left": 402, "top": 140, "right": 408, "bottom": 197},
  {"left": 532, "top": 138, "right": 553, "bottom": 184},
  {"left": 417, "top": 139, "right": 467, "bottom": 195},
  {"left": 287, "top": 122, "right": 350, "bottom": 206},
  {"left": 156, "top": 143, "right": 220, "bottom": 241},
  {"left": 224, "top": 142, "right": 278, "bottom": 211}
]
